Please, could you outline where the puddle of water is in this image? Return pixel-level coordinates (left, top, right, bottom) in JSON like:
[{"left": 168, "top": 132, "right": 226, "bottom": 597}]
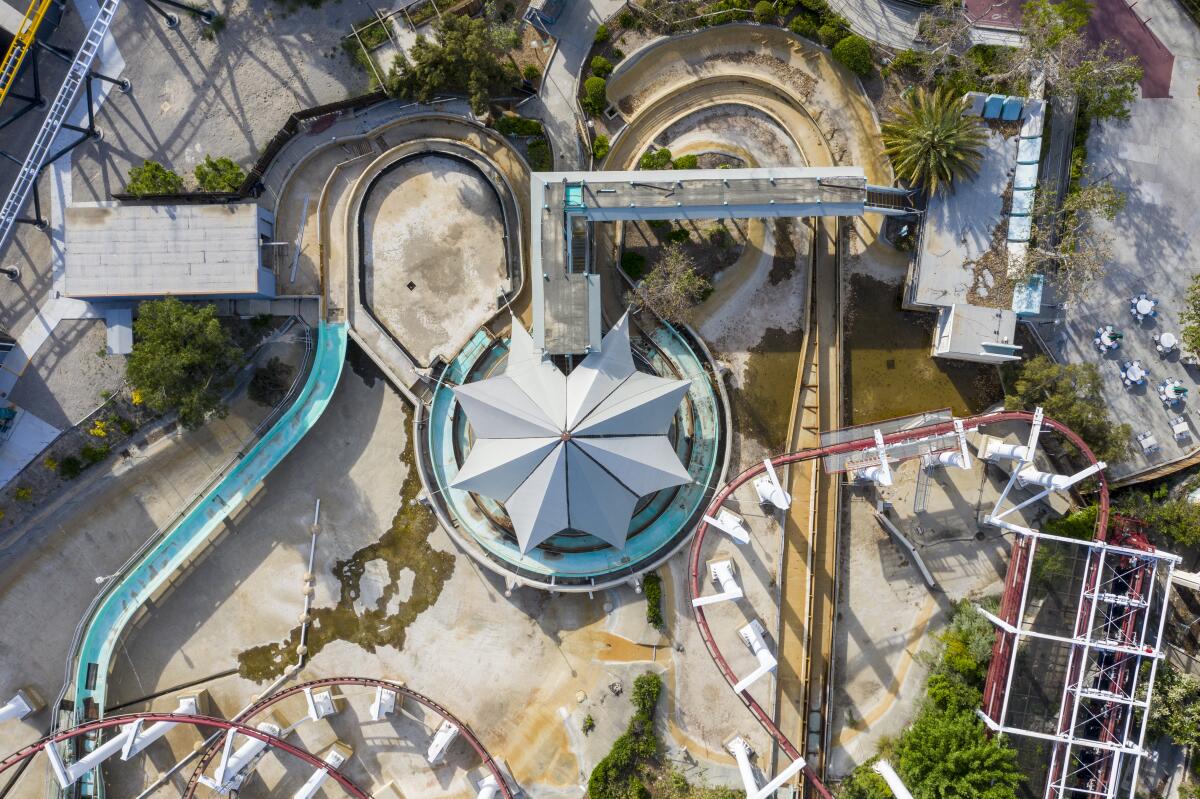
[
  {"left": 237, "top": 430, "right": 454, "bottom": 682},
  {"left": 846, "top": 274, "right": 1001, "bottom": 424},
  {"left": 729, "top": 326, "right": 805, "bottom": 452}
]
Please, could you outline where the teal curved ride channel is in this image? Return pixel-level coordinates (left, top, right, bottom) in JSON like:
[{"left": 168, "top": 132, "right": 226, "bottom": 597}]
[{"left": 69, "top": 322, "right": 348, "bottom": 761}]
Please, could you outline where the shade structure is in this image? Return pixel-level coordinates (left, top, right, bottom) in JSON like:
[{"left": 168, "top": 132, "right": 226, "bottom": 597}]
[{"left": 451, "top": 314, "right": 693, "bottom": 553}]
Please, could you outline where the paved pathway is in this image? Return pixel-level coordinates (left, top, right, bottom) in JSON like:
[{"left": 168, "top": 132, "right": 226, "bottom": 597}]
[
  {"left": 829, "top": 0, "right": 922, "bottom": 49},
  {"left": 525, "top": 0, "right": 625, "bottom": 170}
]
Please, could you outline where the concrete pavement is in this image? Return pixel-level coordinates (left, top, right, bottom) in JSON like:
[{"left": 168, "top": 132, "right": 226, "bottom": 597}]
[{"left": 525, "top": 0, "right": 625, "bottom": 170}]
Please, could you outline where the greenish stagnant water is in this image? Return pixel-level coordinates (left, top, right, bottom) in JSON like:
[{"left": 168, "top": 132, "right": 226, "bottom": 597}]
[
  {"left": 237, "top": 410, "right": 454, "bottom": 682},
  {"left": 846, "top": 274, "right": 1001, "bottom": 425}
]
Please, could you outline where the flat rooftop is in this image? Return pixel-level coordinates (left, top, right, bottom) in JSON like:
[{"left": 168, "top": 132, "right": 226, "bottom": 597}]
[{"left": 64, "top": 202, "right": 268, "bottom": 298}]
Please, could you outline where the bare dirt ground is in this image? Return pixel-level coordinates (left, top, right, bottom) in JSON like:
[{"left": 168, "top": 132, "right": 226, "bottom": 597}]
[{"left": 361, "top": 154, "right": 508, "bottom": 367}]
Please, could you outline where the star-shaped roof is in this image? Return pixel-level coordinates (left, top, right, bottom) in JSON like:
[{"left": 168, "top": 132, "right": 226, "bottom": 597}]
[{"left": 450, "top": 314, "right": 692, "bottom": 553}]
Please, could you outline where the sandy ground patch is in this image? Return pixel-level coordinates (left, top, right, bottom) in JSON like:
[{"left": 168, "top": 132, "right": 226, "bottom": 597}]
[{"left": 361, "top": 155, "right": 507, "bottom": 366}]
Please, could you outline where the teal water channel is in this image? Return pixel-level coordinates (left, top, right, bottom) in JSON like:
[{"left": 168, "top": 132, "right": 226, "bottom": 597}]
[{"left": 67, "top": 322, "right": 348, "bottom": 795}]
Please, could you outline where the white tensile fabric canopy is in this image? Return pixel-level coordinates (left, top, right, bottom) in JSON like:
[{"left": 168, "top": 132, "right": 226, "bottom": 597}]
[{"left": 451, "top": 313, "right": 692, "bottom": 553}]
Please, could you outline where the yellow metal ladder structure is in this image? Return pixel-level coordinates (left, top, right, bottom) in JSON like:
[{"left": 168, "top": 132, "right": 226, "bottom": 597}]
[{"left": 0, "top": 0, "right": 55, "bottom": 105}]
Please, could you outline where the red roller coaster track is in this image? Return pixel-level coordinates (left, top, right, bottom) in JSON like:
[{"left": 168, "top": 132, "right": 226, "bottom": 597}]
[
  {"left": 182, "top": 677, "right": 514, "bottom": 798},
  {"left": 687, "top": 409, "right": 1109, "bottom": 798},
  {"left": 0, "top": 712, "right": 371, "bottom": 797},
  {"left": 0, "top": 677, "right": 511, "bottom": 798}
]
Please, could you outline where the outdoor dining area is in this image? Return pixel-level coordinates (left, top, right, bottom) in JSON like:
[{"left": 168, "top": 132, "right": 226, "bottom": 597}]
[
  {"left": 1121, "top": 360, "right": 1148, "bottom": 387},
  {"left": 1131, "top": 293, "right": 1159, "bottom": 322},
  {"left": 1153, "top": 332, "right": 1178, "bottom": 355},
  {"left": 1158, "top": 377, "right": 1189, "bottom": 407},
  {"left": 1094, "top": 325, "right": 1123, "bottom": 352}
]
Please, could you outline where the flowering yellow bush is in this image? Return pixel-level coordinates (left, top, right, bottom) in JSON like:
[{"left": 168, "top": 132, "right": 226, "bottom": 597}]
[
  {"left": 131, "top": 388, "right": 143, "bottom": 406},
  {"left": 43, "top": 456, "right": 57, "bottom": 471},
  {"left": 89, "top": 419, "right": 110, "bottom": 438}
]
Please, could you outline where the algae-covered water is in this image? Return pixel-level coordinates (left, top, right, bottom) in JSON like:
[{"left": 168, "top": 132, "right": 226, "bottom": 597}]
[
  {"left": 237, "top": 429, "right": 454, "bottom": 682},
  {"left": 845, "top": 274, "right": 1001, "bottom": 425}
]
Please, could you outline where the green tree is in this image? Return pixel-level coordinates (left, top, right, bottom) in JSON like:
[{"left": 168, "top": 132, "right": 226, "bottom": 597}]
[
  {"left": 127, "top": 298, "right": 244, "bottom": 429},
  {"left": 1019, "top": 176, "right": 1125, "bottom": 300},
  {"left": 832, "top": 34, "right": 873, "bottom": 77},
  {"left": 1148, "top": 665, "right": 1200, "bottom": 746},
  {"left": 593, "top": 133, "right": 611, "bottom": 161},
  {"left": 894, "top": 708, "right": 1023, "bottom": 799},
  {"left": 625, "top": 243, "right": 711, "bottom": 324},
  {"left": 754, "top": 0, "right": 775, "bottom": 23},
  {"left": 638, "top": 147, "right": 673, "bottom": 170},
  {"left": 881, "top": 86, "right": 986, "bottom": 194},
  {"left": 387, "top": 14, "right": 519, "bottom": 115},
  {"left": 1117, "top": 491, "right": 1200, "bottom": 547},
  {"left": 582, "top": 76, "right": 608, "bottom": 116},
  {"left": 1043, "top": 505, "right": 1097, "bottom": 540},
  {"left": 194, "top": 156, "right": 246, "bottom": 193},
  {"left": 840, "top": 762, "right": 895, "bottom": 799},
  {"left": 1180, "top": 273, "right": 1200, "bottom": 357},
  {"left": 591, "top": 54, "right": 613, "bottom": 77},
  {"left": 125, "top": 160, "right": 183, "bottom": 196},
  {"left": 1004, "top": 355, "right": 1132, "bottom": 463}
]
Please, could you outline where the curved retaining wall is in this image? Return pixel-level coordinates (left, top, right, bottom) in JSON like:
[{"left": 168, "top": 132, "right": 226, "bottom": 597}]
[{"left": 68, "top": 322, "right": 348, "bottom": 731}]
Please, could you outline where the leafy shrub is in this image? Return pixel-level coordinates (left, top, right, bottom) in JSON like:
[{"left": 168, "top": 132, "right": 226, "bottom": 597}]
[
  {"left": 89, "top": 419, "right": 110, "bottom": 438},
  {"left": 43, "top": 456, "right": 58, "bottom": 471},
  {"left": 666, "top": 228, "right": 690, "bottom": 244},
  {"left": 14, "top": 487, "right": 32, "bottom": 502},
  {"left": 818, "top": 21, "right": 847, "bottom": 46},
  {"left": 195, "top": 155, "right": 245, "bottom": 193},
  {"left": 592, "top": 133, "right": 610, "bottom": 160},
  {"left": 582, "top": 76, "right": 608, "bottom": 116},
  {"left": 59, "top": 457, "right": 83, "bottom": 479},
  {"left": 117, "top": 416, "right": 137, "bottom": 436},
  {"left": 789, "top": 14, "right": 820, "bottom": 39},
  {"left": 125, "top": 160, "right": 183, "bottom": 196},
  {"left": 832, "top": 34, "right": 873, "bottom": 76},
  {"left": 890, "top": 48, "right": 927, "bottom": 76},
  {"left": 582, "top": 713, "right": 595, "bottom": 733},
  {"left": 621, "top": 252, "right": 647, "bottom": 279},
  {"left": 526, "top": 137, "right": 552, "bottom": 170},
  {"left": 618, "top": 10, "right": 636, "bottom": 27},
  {"left": 638, "top": 148, "right": 673, "bottom": 170},
  {"left": 800, "top": 0, "right": 829, "bottom": 11},
  {"left": 753, "top": 0, "right": 775, "bottom": 22},
  {"left": 81, "top": 445, "right": 110, "bottom": 465},
  {"left": 594, "top": 23, "right": 610, "bottom": 43},
  {"left": 672, "top": 153, "right": 699, "bottom": 169},
  {"left": 591, "top": 54, "right": 613, "bottom": 77},
  {"left": 522, "top": 63, "right": 541, "bottom": 81},
  {"left": 248, "top": 357, "right": 295, "bottom": 407},
  {"left": 494, "top": 115, "right": 544, "bottom": 136},
  {"left": 643, "top": 572, "right": 663, "bottom": 627}
]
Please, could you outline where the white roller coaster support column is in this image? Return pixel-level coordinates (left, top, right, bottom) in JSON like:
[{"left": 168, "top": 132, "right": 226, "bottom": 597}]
[
  {"left": 0, "top": 690, "right": 34, "bottom": 722},
  {"left": 691, "top": 560, "right": 743, "bottom": 607},
  {"left": 704, "top": 509, "right": 751, "bottom": 544},
  {"left": 427, "top": 719, "right": 460, "bottom": 764},
  {"left": 726, "top": 736, "right": 808, "bottom": 799},
  {"left": 477, "top": 774, "right": 501, "bottom": 799},
  {"left": 732, "top": 620, "right": 777, "bottom": 693},
  {"left": 46, "top": 697, "right": 198, "bottom": 788},
  {"left": 755, "top": 459, "right": 792, "bottom": 510},
  {"left": 370, "top": 686, "right": 397, "bottom": 720},
  {"left": 856, "top": 430, "right": 893, "bottom": 487},
  {"left": 292, "top": 744, "right": 351, "bottom": 799},
  {"left": 932, "top": 420, "right": 971, "bottom": 469},
  {"left": 987, "top": 442, "right": 1031, "bottom": 462},
  {"left": 1017, "top": 467, "right": 1075, "bottom": 490},
  {"left": 304, "top": 687, "right": 336, "bottom": 721},
  {"left": 872, "top": 760, "right": 915, "bottom": 799},
  {"left": 204, "top": 721, "right": 281, "bottom": 792}
]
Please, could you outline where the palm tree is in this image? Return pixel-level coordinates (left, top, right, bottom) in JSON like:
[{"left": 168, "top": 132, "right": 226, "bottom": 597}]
[{"left": 881, "top": 86, "right": 987, "bottom": 195}]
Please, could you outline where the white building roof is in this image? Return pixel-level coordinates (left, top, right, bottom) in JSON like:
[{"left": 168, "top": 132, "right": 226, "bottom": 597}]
[
  {"left": 451, "top": 313, "right": 692, "bottom": 552},
  {"left": 64, "top": 202, "right": 265, "bottom": 298}
]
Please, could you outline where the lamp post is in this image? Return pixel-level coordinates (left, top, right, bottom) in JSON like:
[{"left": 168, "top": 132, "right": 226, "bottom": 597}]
[{"left": 0, "top": 265, "right": 18, "bottom": 282}]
